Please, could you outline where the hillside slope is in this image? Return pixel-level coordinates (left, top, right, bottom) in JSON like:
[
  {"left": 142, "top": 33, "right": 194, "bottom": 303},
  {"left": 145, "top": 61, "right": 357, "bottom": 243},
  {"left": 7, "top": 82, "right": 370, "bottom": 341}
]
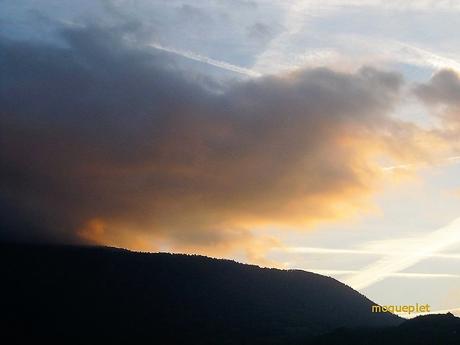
[
  {"left": 1, "top": 243, "right": 401, "bottom": 343},
  {"left": 314, "top": 313, "right": 460, "bottom": 345}
]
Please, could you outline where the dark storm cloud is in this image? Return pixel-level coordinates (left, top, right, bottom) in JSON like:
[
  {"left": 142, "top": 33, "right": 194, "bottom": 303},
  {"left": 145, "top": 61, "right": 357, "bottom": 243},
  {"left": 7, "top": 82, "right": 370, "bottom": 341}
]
[{"left": 0, "top": 22, "right": 411, "bottom": 253}]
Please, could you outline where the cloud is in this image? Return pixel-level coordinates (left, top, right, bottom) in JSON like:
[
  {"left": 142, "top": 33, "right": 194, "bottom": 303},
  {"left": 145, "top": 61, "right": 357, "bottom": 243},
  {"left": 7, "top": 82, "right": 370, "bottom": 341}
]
[
  {"left": 0, "top": 21, "right": 427, "bottom": 260},
  {"left": 415, "top": 69, "right": 460, "bottom": 108},
  {"left": 297, "top": 269, "right": 460, "bottom": 280},
  {"left": 414, "top": 69, "right": 460, "bottom": 156},
  {"left": 281, "top": 245, "right": 460, "bottom": 259},
  {"left": 286, "top": 0, "right": 460, "bottom": 11},
  {"left": 392, "top": 42, "right": 460, "bottom": 73}
]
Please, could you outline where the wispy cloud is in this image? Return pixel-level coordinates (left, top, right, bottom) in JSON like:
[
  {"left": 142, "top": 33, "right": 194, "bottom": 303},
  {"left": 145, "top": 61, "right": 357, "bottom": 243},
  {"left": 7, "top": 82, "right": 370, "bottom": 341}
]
[
  {"left": 307, "top": 0, "right": 460, "bottom": 11},
  {"left": 283, "top": 246, "right": 460, "bottom": 259},
  {"left": 390, "top": 40, "right": 460, "bottom": 72},
  {"left": 344, "top": 216, "right": 460, "bottom": 290},
  {"left": 296, "top": 268, "right": 460, "bottom": 279},
  {"left": 252, "top": 1, "right": 460, "bottom": 74},
  {"left": 381, "top": 155, "right": 460, "bottom": 172}
]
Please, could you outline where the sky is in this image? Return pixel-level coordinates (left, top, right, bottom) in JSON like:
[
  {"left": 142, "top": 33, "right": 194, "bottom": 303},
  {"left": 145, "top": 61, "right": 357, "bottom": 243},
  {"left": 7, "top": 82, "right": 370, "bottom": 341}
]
[{"left": 1, "top": 0, "right": 460, "bottom": 316}]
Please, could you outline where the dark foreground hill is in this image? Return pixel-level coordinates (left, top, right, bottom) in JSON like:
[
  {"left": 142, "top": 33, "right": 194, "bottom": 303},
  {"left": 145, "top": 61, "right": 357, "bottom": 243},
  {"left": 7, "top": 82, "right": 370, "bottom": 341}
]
[
  {"left": 314, "top": 312, "right": 460, "bottom": 345},
  {"left": 1, "top": 242, "right": 401, "bottom": 344}
]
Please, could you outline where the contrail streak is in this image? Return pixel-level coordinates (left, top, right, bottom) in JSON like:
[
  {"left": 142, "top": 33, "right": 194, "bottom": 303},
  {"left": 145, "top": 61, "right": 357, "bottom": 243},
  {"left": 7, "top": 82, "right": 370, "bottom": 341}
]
[
  {"left": 382, "top": 155, "right": 460, "bottom": 172},
  {"left": 149, "top": 43, "right": 262, "bottom": 78},
  {"left": 283, "top": 246, "right": 460, "bottom": 259},
  {"left": 393, "top": 41, "right": 460, "bottom": 72},
  {"left": 344, "top": 216, "right": 460, "bottom": 290},
  {"left": 296, "top": 268, "right": 459, "bottom": 279}
]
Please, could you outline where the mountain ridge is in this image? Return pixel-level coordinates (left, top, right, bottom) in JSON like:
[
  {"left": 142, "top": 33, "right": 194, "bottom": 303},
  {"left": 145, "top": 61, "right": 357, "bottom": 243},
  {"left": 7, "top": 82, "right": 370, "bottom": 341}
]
[{"left": 1, "top": 242, "right": 402, "bottom": 343}]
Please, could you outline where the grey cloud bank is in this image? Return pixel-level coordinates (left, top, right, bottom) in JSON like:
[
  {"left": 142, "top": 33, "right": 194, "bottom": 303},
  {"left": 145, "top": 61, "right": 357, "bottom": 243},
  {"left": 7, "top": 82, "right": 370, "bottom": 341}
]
[{"left": 0, "top": 21, "right": 414, "bottom": 254}]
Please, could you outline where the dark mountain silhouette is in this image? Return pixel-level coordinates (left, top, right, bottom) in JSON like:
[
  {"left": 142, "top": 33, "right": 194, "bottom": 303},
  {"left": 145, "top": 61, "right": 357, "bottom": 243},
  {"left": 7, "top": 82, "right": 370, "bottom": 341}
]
[
  {"left": 1, "top": 242, "right": 402, "bottom": 344},
  {"left": 314, "top": 313, "right": 460, "bottom": 345}
]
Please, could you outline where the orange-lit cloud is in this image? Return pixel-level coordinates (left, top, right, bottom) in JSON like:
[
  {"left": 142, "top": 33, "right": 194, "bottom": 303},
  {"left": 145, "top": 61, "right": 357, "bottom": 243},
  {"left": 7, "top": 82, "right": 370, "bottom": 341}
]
[{"left": 0, "top": 23, "right": 439, "bottom": 262}]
